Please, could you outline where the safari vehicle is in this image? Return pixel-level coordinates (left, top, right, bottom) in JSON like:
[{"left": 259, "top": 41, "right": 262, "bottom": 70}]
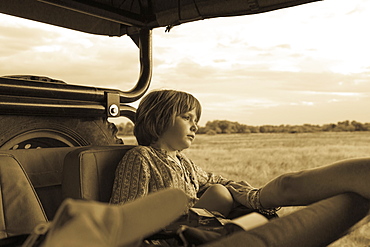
[{"left": 0, "top": 0, "right": 323, "bottom": 244}]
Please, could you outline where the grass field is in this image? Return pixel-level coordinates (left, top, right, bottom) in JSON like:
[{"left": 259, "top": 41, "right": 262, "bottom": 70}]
[{"left": 121, "top": 132, "right": 370, "bottom": 246}]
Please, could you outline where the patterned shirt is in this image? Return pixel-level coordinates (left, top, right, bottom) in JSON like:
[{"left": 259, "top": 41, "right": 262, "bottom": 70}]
[{"left": 110, "top": 146, "right": 260, "bottom": 210}]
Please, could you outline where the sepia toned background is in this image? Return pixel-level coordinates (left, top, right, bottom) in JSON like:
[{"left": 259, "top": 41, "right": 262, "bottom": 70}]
[{"left": 1, "top": 0, "right": 369, "bottom": 126}]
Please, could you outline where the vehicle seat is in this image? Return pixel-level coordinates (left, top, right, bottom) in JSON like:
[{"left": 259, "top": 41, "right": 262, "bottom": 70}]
[
  {"left": 0, "top": 153, "right": 47, "bottom": 239},
  {"left": 62, "top": 145, "right": 135, "bottom": 202},
  {"left": 0, "top": 147, "right": 78, "bottom": 220}
]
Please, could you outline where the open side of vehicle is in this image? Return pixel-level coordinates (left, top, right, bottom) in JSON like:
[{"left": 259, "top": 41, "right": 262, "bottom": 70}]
[{"left": 0, "top": 0, "right": 321, "bottom": 242}]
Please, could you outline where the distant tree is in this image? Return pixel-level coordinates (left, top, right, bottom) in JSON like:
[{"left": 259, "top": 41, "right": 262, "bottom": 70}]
[
  {"left": 116, "top": 122, "right": 134, "bottom": 135},
  {"left": 334, "top": 121, "right": 355, "bottom": 132},
  {"left": 259, "top": 125, "right": 277, "bottom": 133},
  {"left": 197, "top": 126, "right": 207, "bottom": 134},
  {"left": 364, "top": 123, "right": 370, "bottom": 131},
  {"left": 351, "top": 121, "right": 367, "bottom": 131},
  {"left": 247, "top": 125, "right": 260, "bottom": 133},
  {"left": 302, "top": 124, "right": 321, "bottom": 133},
  {"left": 120, "top": 119, "right": 370, "bottom": 136},
  {"left": 322, "top": 123, "right": 336, "bottom": 132},
  {"left": 205, "top": 121, "right": 222, "bottom": 134},
  {"left": 218, "top": 120, "right": 230, "bottom": 133},
  {"left": 123, "top": 122, "right": 134, "bottom": 135},
  {"left": 259, "top": 125, "right": 267, "bottom": 133},
  {"left": 206, "top": 129, "right": 217, "bottom": 135},
  {"left": 117, "top": 123, "right": 125, "bottom": 134}
]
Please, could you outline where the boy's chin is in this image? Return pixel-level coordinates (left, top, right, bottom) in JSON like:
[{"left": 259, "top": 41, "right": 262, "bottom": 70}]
[{"left": 180, "top": 143, "right": 192, "bottom": 150}]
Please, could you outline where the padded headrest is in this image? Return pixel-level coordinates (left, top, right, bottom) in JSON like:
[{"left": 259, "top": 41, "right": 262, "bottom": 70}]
[
  {"left": 0, "top": 147, "right": 77, "bottom": 188},
  {"left": 62, "top": 145, "right": 135, "bottom": 202},
  {"left": 0, "top": 154, "right": 47, "bottom": 238}
]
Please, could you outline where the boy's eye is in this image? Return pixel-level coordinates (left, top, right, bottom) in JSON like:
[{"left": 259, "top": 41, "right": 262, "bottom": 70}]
[{"left": 182, "top": 115, "right": 190, "bottom": 120}]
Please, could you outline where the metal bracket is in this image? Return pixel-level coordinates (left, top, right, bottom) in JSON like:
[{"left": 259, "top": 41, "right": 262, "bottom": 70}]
[{"left": 106, "top": 92, "right": 120, "bottom": 117}]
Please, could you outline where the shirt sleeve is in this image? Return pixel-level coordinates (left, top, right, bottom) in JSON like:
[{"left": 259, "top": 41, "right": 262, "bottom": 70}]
[
  {"left": 190, "top": 160, "right": 232, "bottom": 191},
  {"left": 227, "top": 181, "right": 280, "bottom": 214},
  {"left": 189, "top": 157, "right": 278, "bottom": 213},
  {"left": 110, "top": 149, "right": 151, "bottom": 204}
]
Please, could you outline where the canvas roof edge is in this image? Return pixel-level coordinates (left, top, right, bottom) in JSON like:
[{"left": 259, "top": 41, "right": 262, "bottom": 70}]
[{"left": 0, "top": 0, "right": 322, "bottom": 37}]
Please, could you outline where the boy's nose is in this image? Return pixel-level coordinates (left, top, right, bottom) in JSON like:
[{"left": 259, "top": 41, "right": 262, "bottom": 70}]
[{"left": 191, "top": 123, "right": 198, "bottom": 132}]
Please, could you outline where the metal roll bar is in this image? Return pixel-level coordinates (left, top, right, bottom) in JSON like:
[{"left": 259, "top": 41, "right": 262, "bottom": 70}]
[{"left": 0, "top": 28, "right": 152, "bottom": 120}]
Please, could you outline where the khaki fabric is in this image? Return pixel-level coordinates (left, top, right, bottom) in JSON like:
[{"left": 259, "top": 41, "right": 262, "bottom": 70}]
[
  {"left": 0, "top": 154, "right": 47, "bottom": 239},
  {"left": 41, "top": 188, "right": 188, "bottom": 247}
]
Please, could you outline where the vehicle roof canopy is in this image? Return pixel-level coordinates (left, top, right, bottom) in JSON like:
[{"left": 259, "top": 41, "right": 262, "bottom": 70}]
[{"left": 1, "top": 0, "right": 320, "bottom": 37}]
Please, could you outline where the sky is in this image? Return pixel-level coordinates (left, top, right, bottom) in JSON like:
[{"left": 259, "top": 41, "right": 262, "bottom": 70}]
[{"left": 1, "top": 0, "right": 369, "bottom": 126}]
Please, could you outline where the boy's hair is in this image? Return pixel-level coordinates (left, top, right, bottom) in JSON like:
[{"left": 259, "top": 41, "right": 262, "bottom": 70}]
[{"left": 134, "top": 89, "right": 202, "bottom": 146}]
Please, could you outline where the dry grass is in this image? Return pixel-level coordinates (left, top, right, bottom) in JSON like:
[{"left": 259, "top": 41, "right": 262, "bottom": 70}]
[{"left": 121, "top": 132, "right": 370, "bottom": 246}]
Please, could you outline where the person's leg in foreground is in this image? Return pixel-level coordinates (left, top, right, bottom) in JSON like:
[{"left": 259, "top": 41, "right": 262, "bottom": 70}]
[
  {"left": 40, "top": 188, "right": 188, "bottom": 247},
  {"left": 202, "top": 193, "right": 369, "bottom": 247}
]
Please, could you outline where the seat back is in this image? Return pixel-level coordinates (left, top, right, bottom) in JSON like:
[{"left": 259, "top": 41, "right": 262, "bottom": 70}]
[
  {"left": 62, "top": 145, "right": 135, "bottom": 202},
  {"left": 0, "top": 153, "right": 47, "bottom": 238},
  {"left": 0, "top": 144, "right": 134, "bottom": 238},
  {"left": 0, "top": 147, "right": 77, "bottom": 220}
]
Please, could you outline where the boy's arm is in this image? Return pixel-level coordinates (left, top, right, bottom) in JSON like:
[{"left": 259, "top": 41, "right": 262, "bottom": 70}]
[{"left": 192, "top": 162, "right": 231, "bottom": 188}]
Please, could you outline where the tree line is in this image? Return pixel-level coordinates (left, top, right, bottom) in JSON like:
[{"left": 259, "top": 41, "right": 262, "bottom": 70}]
[{"left": 117, "top": 120, "right": 370, "bottom": 136}]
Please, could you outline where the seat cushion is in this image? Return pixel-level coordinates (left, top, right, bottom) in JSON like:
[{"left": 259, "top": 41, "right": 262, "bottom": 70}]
[
  {"left": 0, "top": 154, "right": 47, "bottom": 239},
  {"left": 62, "top": 145, "right": 135, "bottom": 202}
]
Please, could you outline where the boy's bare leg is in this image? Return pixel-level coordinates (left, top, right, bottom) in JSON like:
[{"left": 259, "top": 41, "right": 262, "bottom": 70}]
[
  {"left": 194, "top": 184, "right": 234, "bottom": 216},
  {"left": 202, "top": 193, "right": 369, "bottom": 247},
  {"left": 261, "top": 157, "right": 370, "bottom": 208}
]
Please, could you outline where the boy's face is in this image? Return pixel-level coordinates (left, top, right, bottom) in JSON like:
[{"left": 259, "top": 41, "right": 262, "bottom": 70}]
[{"left": 157, "top": 109, "right": 198, "bottom": 152}]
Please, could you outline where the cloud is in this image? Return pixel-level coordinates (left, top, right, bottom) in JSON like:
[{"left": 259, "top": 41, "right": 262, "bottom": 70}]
[
  {"left": 0, "top": 15, "right": 141, "bottom": 89},
  {"left": 0, "top": 21, "right": 56, "bottom": 54},
  {"left": 150, "top": 55, "right": 370, "bottom": 125},
  {"left": 274, "top": 44, "right": 291, "bottom": 50}
]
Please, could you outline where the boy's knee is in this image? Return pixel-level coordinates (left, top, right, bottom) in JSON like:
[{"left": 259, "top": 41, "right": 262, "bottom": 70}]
[
  {"left": 207, "top": 184, "right": 233, "bottom": 201},
  {"left": 196, "top": 184, "right": 234, "bottom": 216},
  {"left": 275, "top": 172, "right": 304, "bottom": 204}
]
